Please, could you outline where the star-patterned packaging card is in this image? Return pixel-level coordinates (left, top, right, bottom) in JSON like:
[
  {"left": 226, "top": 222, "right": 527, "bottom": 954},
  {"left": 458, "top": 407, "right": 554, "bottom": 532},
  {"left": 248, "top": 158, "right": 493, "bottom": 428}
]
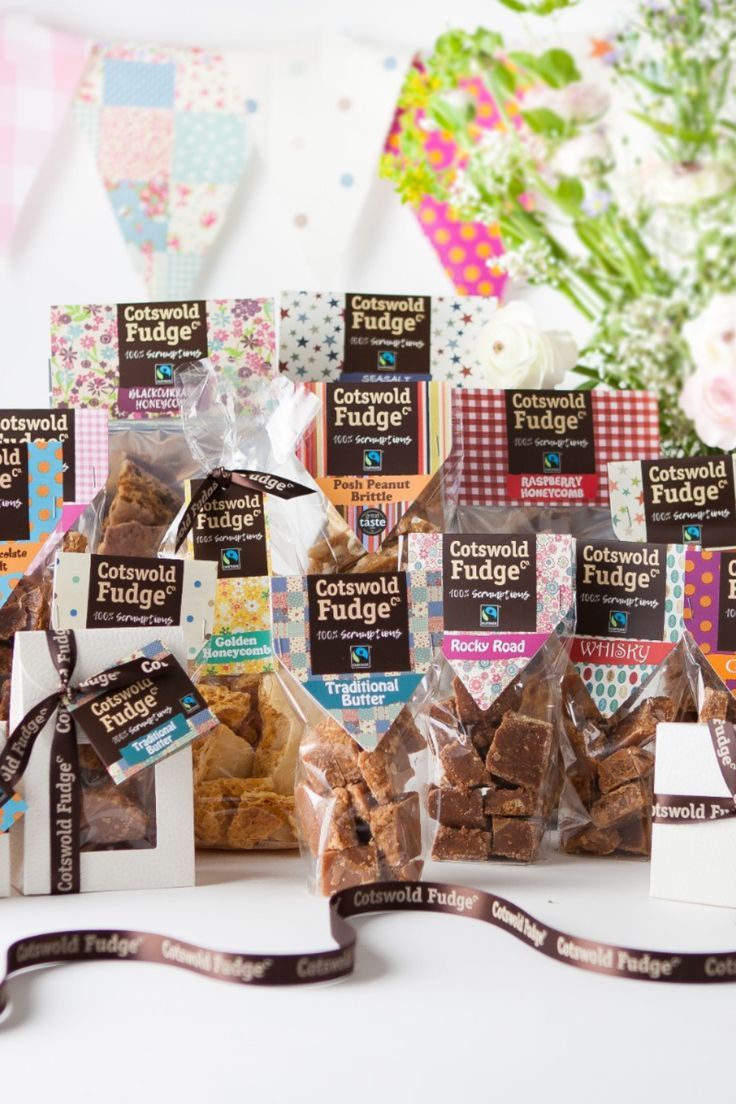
[
  {"left": 270, "top": 571, "right": 442, "bottom": 749},
  {"left": 0, "top": 439, "right": 64, "bottom": 608},
  {"left": 298, "top": 380, "right": 453, "bottom": 550},
  {"left": 683, "top": 549, "right": 736, "bottom": 695},
  {"left": 569, "top": 539, "right": 686, "bottom": 716},
  {"left": 610, "top": 455, "right": 736, "bottom": 549},
  {"left": 408, "top": 532, "right": 573, "bottom": 710},
  {"left": 50, "top": 299, "right": 276, "bottom": 419},
  {"left": 454, "top": 389, "right": 660, "bottom": 508},
  {"left": 278, "top": 291, "right": 498, "bottom": 383}
]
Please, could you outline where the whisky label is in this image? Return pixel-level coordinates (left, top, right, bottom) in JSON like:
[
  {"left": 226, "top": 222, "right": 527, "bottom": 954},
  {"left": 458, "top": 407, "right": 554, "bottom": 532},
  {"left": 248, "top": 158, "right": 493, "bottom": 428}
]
[{"left": 574, "top": 540, "right": 667, "bottom": 641}]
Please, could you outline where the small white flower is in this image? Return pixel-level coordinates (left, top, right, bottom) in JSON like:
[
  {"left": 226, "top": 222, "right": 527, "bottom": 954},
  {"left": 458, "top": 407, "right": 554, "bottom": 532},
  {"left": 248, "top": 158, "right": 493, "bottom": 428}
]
[
  {"left": 684, "top": 293, "right": 736, "bottom": 374},
  {"left": 524, "top": 81, "right": 610, "bottom": 124},
  {"left": 475, "top": 301, "right": 578, "bottom": 389},
  {"left": 649, "top": 160, "right": 735, "bottom": 206},
  {"left": 551, "top": 131, "right": 611, "bottom": 179}
]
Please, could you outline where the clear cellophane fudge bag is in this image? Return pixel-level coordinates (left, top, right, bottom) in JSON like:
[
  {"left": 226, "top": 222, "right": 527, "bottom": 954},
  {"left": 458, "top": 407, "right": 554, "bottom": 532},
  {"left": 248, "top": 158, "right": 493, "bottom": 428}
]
[
  {"left": 557, "top": 539, "right": 696, "bottom": 859},
  {"left": 410, "top": 528, "right": 574, "bottom": 864}
]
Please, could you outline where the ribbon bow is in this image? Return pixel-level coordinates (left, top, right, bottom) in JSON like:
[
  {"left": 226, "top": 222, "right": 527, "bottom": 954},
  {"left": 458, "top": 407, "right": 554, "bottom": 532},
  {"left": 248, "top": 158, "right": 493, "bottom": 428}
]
[
  {"left": 174, "top": 467, "right": 315, "bottom": 552},
  {"left": 0, "top": 632, "right": 170, "bottom": 895}
]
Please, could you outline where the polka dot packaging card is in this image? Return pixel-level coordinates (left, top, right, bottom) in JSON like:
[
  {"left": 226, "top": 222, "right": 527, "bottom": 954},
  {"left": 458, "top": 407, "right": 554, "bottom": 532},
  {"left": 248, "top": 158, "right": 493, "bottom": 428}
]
[
  {"left": 52, "top": 552, "right": 218, "bottom": 664},
  {"left": 684, "top": 549, "right": 736, "bottom": 695},
  {"left": 50, "top": 298, "right": 276, "bottom": 419},
  {"left": 279, "top": 291, "right": 498, "bottom": 384},
  {"left": 408, "top": 531, "right": 573, "bottom": 711},
  {"left": 569, "top": 539, "right": 687, "bottom": 716},
  {"left": 0, "top": 439, "right": 64, "bottom": 607}
]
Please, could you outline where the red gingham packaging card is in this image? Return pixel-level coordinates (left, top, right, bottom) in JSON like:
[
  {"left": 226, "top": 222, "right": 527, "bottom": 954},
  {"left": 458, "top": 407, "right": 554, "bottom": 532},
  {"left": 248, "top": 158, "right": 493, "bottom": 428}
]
[{"left": 453, "top": 389, "right": 660, "bottom": 508}]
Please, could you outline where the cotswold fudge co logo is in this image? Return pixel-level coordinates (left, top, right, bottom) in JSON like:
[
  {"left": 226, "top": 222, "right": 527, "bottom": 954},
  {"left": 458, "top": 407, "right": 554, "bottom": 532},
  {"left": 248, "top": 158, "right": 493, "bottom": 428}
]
[
  {"left": 480, "top": 603, "right": 500, "bottom": 628},
  {"left": 683, "top": 523, "right": 702, "bottom": 543},
  {"left": 179, "top": 694, "right": 199, "bottom": 713},
  {"left": 363, "top": 449, "right": 383, "bottom": 472},
  {"left": 543, "top": 451, "right": 561, "bottom": 473},
  {"left": 377, "top": 350, "right": 396, "bottom": 370},
  {"left": 221, "top": 548, "right": 241, "bottom": 571},
  {"left": 154, "top": 363, "right": 174, "bottom": 384},
  {"left": 350, "top": 644, "right": 372, "bottom": 669},
  {"left": 609, "top": 609, "right": 629, "bottom": 634}
]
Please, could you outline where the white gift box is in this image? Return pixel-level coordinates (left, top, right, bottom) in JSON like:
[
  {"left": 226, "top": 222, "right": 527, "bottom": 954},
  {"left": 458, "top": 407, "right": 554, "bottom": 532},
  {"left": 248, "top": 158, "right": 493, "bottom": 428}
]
[
  {"left": 9, "top": 628, "right": 195, "bottom": 896},
  {"left": 651, "top": 722, "right": 736, "bottom": 909}
]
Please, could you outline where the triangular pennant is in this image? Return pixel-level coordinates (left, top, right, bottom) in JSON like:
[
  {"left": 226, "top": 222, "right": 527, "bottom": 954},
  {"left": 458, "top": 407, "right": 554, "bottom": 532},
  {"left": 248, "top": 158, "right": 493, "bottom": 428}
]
[
  {"left": 73, "top": 42, "right": 252, "bottom": 298},
  {"left": 0, "top": 12, "right": 90, "bottom": 246}
]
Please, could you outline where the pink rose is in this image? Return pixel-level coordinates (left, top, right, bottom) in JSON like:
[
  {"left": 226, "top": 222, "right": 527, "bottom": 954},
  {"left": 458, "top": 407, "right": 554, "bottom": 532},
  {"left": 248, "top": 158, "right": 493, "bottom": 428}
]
[{"left": 680, "top": 367, "right": 736, "bottom": 449}]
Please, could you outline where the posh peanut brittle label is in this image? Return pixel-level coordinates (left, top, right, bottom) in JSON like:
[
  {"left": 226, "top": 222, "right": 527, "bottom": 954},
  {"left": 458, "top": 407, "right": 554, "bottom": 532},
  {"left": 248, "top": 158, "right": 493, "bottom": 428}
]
[
  {"left": 300, "top": 380, "right": 452, "bottom": 549},
  {"left": 271, "top": 571, "right": 441, "bottom": 747},
  {"left": 409, "top": 532, "right": 573, "bottom": 710},
  {"left": 570, "top": 539, "right": 686, "bottom": 714},
  {"left": 0, "top": 440, "right": 64, "bottom": 607},
  {"left": 684, "top": 549, "right": 736, "bottom": 693},
  {"left": 504, "top": 390, "right": 597, "bottom": 502},
  {"left": 610, "top": 455, "right": 736, "bottom": 547}
]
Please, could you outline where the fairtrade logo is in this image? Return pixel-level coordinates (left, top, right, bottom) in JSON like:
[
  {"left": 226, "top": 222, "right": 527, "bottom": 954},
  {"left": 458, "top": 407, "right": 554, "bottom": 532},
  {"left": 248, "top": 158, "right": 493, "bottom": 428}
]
[
  {"left": 377, "top": 350, "right": 396, "bottom": 370},
  {"left": 350, "top": 645, "right": 371, "bottom": 669},
  {"left": 543, "top": 451, "right": 561, "bottom": 473},
  {"left": 154, "top": 363, "right": 174, "bottom": 384},
  {"left": 221, "top": 548, "right": 241, "bottom": 570},
  {"left": 609, "top": 610, "right": 629, "bottom": 634},
  {"left": 179, "top": 694, "right": 199, "bottom": 713},
  {"left": 682, "top": 523, "right": 702, "bottom": 543},
  {"left": 480, "top": 603, "right": 500, "bottom": 628},
  {"left": 363, "top": 449, "right": 383, "bottom": 472}
]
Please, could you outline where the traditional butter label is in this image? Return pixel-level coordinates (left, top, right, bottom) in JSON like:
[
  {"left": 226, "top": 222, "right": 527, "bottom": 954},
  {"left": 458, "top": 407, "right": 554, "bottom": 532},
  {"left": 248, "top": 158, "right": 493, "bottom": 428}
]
[
  {"left": 343, "top": 294, "right": 431, "bottom": 378},
  {"left": 0, "top": 444, "right": 30, "bottom": 541},
  {"left": 53, "top": 553, "right": 218, "bottom": 662},
  {"left": 70, "top": 641, "right": 217, "bottom": 784},
  {"left": 0, "top": 410, "right": 76, "bottom": 502},
  {"left": 190, "top": 480, "right": 268, "bottom": 578},
  {"left": 640, "top": 456, "right": 736, "bottom": 547},
  {"left": 116, "top": 301, "right": 207, "bottom": 415},
  {"left": 504, "top": 390, "right": 596, "bottom": 502},
  {"left": 574, "top": 540, "right": 667, "bottom": 641},
  {"left": 307, "top": 573, "right": 411, "bottom": 676},
  {"left": 441, "top": 534, "right": 536, "bottom": 633}
]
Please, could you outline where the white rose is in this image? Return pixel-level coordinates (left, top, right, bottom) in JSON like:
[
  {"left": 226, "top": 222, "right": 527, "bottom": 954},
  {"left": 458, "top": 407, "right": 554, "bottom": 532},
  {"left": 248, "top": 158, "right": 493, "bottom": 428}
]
[
  {"left": 551, "top": 130, "right": 611, "bottom": 179},
  {"left": 650, "top": 160, "right": 735, "bottom": 206},
  {"left": 684, "top": 293, "right": 736, "bottom": 374},
  {"left": 475, "top": 301, "right": 578, "bottom": 388},
  {"left": 524, "top": 81, "right": 610, "bottom": 124}
]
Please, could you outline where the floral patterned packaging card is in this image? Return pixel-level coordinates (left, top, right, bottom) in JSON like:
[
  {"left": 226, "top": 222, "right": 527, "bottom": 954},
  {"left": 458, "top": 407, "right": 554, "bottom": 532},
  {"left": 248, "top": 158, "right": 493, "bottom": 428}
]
[
  {"left": 270, "top": 570, "right": 442, "bottom": 749},
  {"left": 684, "top": 549, "right": 736, "bottom": 696},
  {"left": 454, "top": 388, "right": 660, "bottom": 508},
  {"left": 50, "top": 299, "right": 276, "bottom": 419},
  {"left": 0, "top": 439, "right": 64, "bottom": 607},
  {"left": 408, "top": 532, "right": 573, "bottom": 711},
  {"left": 610, "top": 455, "right": 736, "bottom": 550},
  {"left": 568, "top": 539, "right": 686, "bottom": 716},
  {"left": 279, "top": 291, "right": 497, "bottom": 384},
  {"left": 195, "top": 576, "right": 274, "bottom": 678}
]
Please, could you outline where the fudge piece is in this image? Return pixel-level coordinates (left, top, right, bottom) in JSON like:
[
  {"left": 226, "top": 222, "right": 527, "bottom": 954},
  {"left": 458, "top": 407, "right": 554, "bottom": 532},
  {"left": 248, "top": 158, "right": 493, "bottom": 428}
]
[
  {"left": 317, "top": 844, "right": 379, "bottom": 895},
  {"left": 597, "top": 747, "right": 654, "bottom": 794},
  {"left": 192, "top": 724, "right": 254, "bottom": 785},
  {"left": 491, "top": 817, "right": 544, "bottom": 862},
  {"left": 562, "top": 825, "right": 621, "bottom": 856},
  {"left": 610, "top": 696, "right": 675, "bottom": 750},
  {"left": 302, "top": 719, "right": 363, "bottom": 795},
  {"left": 432, "top": 824, "right": 491, "bottom": 862},
  {"left": 80, "top": 787, "right": 151, "bottom": 849},
  {"left": 486, "top": 713, "right": 554, "bottom": 792},
  {"left": 391, "top": 705, "right": 426, "bottom": 755},
  {"left": 591, "top": 780, "right": 650, "bottom": 829},
  {"left": 369, "top": 792, "right": 421, "bottom": 867},
  {"left": 389, "top": 857, "right": 424, "bottom": 881},
  {"left": 97, "top": 520, "right": 167, "bottom": 558},
  {"left": 358, "top": 730, "right": 413, "bottom": 803},
  {"left": 484, "top": 785, "right": 536, "bottom": 817},
  {"left": 561, "top": 667, "right": 602, "bottom": 723},
  {"left": 195, "top": 683, "right": 252, "bottom": 736},
  {"left": 62, "top": 530, "right": 88, "bottom": 553},
  {"left": 106, "top": 457, "right": 181, "bottom": 528},
  {"left": 439, "top": 739, "right": 489, "bottom": 790},
  {"left": 427, "top": 785, "right": 487, "bottom": 829},
  {"left": 194, "top": 778, "right": 250, "bottom": 846},
  {"left": 485, "top": 679, "right": 522, "bottom": 726},
  {"left": 519, "top": 673, "right": 552, "bottom": 723},
  {"left": 453, "top": 676, "right": 484, "bottom": 725},
  {"left": 227, "top": 791, "right": 296, "bottom": 849},
  {"left": 253, "top": 672, "right": 305, "bottom": 794},
  {"left": 194, "top": 778, "right": 286, "bottom": 847},
  {"left": 346, "top": 781, "right": 375, "bottom": 822},
  {"left": 699, "top": 686, "right": 731, "bottom": 724},
  {"left": 616, "top": 814, "right": 651, "bottom": 856}
]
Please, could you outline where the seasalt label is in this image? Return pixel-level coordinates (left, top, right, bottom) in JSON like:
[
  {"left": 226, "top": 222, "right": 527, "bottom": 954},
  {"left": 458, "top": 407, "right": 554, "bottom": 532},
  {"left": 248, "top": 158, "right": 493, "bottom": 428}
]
[
  {"left": 641, "top": 456, "right": 736, "bottom": 547},
  {"left": 441, "top": 534, "right": 537, "bottom": 633},
  {"left": 86, "top": 555, "right": 184, "bottom": 628},
  {"left": 343, "top": 294, "right": 431, "bottom": 378},
  {"left": 307, "top": 572, "right": 411, "bottom": 676},
  {"left": 116, "top": 300, "right": 207, "bottom": 415},
  {"left": 0, "top": 443, "right": 30, "bottom": 541},
  {"left": 190, "top": 480, "right": 268, "bottom": 578},
  {"left": 0, "top": 410, "right": 76, "bottom": 502},
  {"left": 505, "top": 390, "right": 596, "bottom": 502},
  {"left": 574, "top": 539, "right": 667, "bottom": 641}
]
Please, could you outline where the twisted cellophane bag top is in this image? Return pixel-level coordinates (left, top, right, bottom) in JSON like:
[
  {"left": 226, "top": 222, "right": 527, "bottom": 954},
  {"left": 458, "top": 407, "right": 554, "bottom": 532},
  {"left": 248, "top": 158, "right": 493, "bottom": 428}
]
[
  {"left": 409, "top": 528, "right": 574, "bottom": 863},
  {"left": 270, "top": 568, "right": 443, "bottom": 893},
  {"left": 557, "top": 539, "right": 696, "bottom": 859}
]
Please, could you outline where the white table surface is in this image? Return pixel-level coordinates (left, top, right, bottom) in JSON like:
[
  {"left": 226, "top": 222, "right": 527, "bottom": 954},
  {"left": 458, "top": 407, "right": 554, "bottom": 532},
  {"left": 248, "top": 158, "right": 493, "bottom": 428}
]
[{"left": 2, "top": 0, "right": 731, "bottom": 1097}]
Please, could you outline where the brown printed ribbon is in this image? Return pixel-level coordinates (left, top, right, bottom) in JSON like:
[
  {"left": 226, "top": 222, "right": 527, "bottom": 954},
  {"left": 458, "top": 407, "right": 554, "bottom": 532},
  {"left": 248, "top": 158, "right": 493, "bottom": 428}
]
[
  {"left": 707, "top": 718, "right": 736, "bottom": 796},
  {"left": 4, "top": 877, "right": 736, "bottom": 1025},
  {"left": 653, "top": 720, "right": 736, "bottom": 826},
  {"left": 174, "top": 467, "right": 315, "bottom": 551},
  {"left": 0, "top": 632, "right": 174, "bottom": 896}
]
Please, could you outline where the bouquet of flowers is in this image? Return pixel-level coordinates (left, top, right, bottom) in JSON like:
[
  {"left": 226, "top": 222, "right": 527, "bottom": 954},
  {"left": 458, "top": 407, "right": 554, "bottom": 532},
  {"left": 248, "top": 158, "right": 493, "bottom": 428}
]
[{"left": 381, "top": 0, "right": 736, "bottom": 454}]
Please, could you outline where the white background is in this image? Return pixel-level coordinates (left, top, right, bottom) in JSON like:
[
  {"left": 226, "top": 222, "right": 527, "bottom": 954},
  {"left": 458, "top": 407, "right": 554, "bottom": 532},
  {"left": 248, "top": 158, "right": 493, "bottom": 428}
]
[{"left": 3, "top": 1, "right": 733, "bottom": 1101}]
